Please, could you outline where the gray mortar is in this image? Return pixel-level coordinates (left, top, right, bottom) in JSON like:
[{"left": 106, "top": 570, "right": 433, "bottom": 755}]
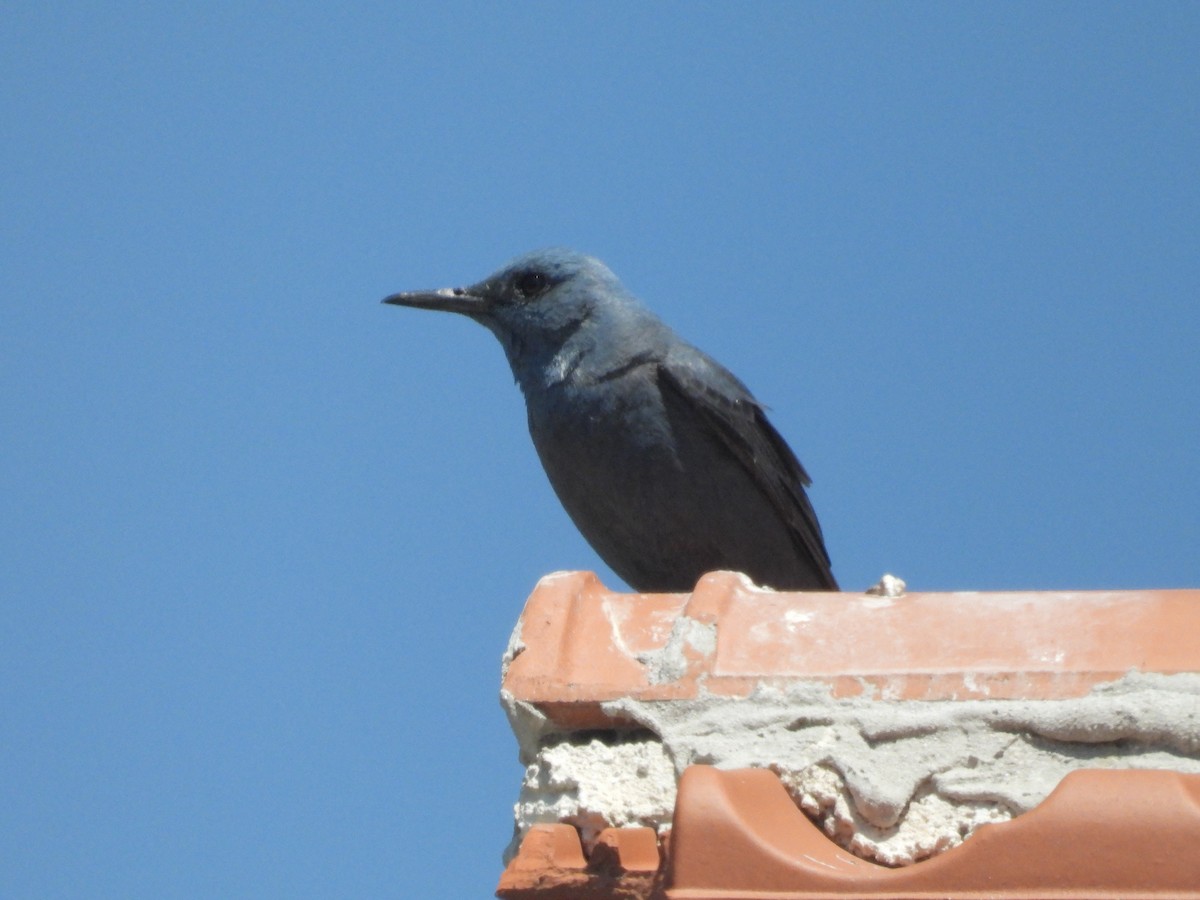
[{"left": 504, "top": 671, "right": 1200, "bottom": 865}]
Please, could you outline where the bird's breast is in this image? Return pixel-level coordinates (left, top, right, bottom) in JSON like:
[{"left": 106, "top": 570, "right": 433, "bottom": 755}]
[{"left": 525, "top": 372, "right": 675, "bottom": 462}]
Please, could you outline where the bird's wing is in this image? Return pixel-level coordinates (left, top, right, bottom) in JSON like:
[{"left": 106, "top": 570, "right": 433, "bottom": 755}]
[{"left": 656, "top": 349, "right": 837, "bottom": 589}]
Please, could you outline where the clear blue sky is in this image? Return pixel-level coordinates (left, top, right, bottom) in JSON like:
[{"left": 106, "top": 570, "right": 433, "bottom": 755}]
[{"left": 3, "top": 4, "right": 1197, "bottom": 897}]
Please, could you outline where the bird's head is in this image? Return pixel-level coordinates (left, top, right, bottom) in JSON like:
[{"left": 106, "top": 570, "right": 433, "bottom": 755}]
[{"left": 383, "top": 249, "right": 652, "bottom": 375}]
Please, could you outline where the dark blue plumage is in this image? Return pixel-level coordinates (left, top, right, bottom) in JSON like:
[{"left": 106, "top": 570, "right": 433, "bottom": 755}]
[{"left": 383, "top": 249, "right": 837, "bottom": 592}]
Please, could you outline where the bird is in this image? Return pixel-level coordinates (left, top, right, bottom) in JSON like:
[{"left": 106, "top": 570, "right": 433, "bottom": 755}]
[{"left": 382, "top": 249, "right": 837, "bottom": 593}]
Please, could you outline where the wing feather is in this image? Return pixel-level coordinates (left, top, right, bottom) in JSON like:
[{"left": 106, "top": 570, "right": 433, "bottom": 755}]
[{"left": 657, "top": 352, "right": 837, "bottom": 589}]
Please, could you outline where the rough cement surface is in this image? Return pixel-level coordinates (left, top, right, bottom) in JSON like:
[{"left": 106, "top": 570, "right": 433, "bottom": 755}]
[
  {"left": 506, "top": 732, "right": 675, "bottom": 861},
  {"left": 507, "top": 672, "right": 1200, "bottom": 865}
]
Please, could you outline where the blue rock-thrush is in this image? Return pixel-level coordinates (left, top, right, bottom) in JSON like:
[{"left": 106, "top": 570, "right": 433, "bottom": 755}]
[{"left": 383, "top": 249, "right": 837, "bottom": 592}]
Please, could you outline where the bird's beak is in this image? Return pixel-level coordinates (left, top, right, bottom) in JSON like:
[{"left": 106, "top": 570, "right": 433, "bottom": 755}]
[{"left": 381, "top": 287, "right": 490, "bottom": 316}]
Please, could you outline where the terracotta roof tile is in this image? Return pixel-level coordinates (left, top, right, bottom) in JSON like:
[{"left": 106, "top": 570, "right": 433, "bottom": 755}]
[{"left": 498, "top": 571, "right": 1200, "bottom": 898}]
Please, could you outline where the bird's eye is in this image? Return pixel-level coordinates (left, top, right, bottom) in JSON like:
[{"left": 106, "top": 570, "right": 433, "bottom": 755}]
[{"left": 514, "top": 271, "right": 548, "bottom": 298}]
